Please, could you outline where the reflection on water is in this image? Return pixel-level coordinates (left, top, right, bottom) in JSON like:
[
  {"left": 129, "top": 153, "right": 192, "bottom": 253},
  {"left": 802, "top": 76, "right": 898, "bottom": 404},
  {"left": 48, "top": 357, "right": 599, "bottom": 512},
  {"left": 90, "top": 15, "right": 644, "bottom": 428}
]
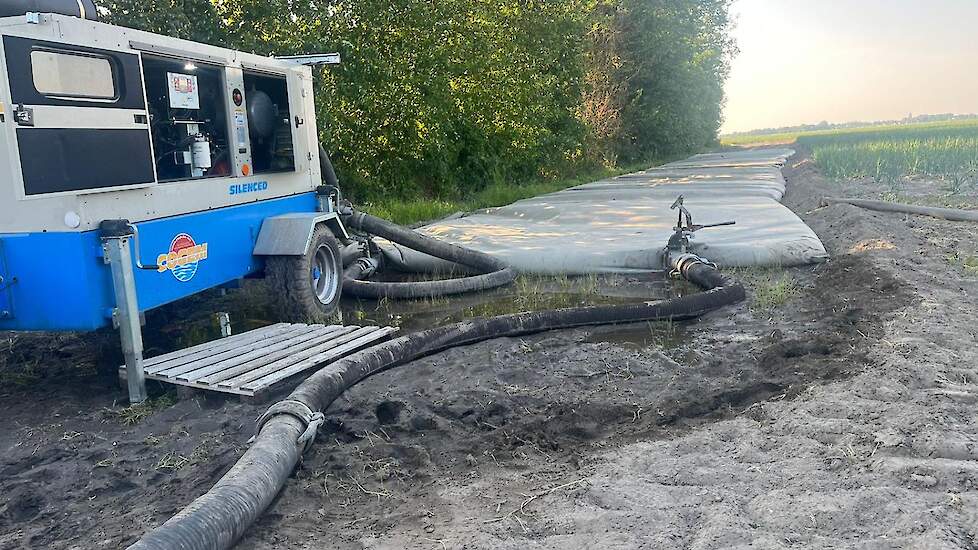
[
  {"left": 339, "top": 273, "right": 695, "bottom": 348},
  {"left": 583, "top": 322, "right": 685, "bottom": 350},
  {"left": 142, "top": 273, "right": 696, "bottom": 355}
]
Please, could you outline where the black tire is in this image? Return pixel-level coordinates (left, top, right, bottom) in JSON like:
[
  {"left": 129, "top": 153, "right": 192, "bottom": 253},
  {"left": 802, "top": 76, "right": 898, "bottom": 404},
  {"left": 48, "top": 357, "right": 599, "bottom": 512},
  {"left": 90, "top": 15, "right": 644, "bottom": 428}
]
[{"left": 266, "top": 225, "right": 343, "bottom": 322}]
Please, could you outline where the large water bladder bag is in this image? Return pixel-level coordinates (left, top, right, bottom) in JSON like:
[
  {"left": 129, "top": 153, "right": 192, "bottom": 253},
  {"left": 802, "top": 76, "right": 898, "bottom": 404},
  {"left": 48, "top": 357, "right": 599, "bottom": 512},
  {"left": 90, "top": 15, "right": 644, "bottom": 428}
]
[{"left": 384, "top": 148, "right": 828, "bottom": 274}]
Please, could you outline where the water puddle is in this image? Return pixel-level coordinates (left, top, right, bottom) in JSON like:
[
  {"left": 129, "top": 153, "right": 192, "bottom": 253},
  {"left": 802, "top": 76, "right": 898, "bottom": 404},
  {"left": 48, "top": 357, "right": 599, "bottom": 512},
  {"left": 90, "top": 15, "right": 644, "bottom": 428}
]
[
  {"left": 141, "top": 273, "right": 700, "bottom": 354},
  {"left": 583, "top": 322, "right": 686, "bottom": 350},
  {"left": 340, "top": 273, "right": 697, "bottom": 349}
]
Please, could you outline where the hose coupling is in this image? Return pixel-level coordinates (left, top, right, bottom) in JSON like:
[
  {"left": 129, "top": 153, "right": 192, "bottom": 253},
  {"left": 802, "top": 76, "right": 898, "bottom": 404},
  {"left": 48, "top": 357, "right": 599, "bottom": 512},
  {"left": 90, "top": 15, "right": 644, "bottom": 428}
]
[
  {"left": 336, "top": 200, "right": 355, "bottom": 216},
  {"left": 353, "top": 256, "right": 380, "bottom": 278},
  {"left": 669, "top": 253, "right": 715, "bottom": 278},
  {"left": 254, "top": 399, "right": 325, "bottom": 453},
  {"left": 343, "top": 209, "right": 366, "bottom": 226}
]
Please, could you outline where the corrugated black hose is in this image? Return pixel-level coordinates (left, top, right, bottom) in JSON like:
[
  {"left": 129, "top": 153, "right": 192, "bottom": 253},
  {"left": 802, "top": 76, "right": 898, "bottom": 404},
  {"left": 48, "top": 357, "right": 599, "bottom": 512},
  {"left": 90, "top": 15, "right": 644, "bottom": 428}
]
[
  {"left": 341, "top": 210, "right": 517, "bottom": 299},
  {"left": 317, "top": 144, "right": 513, "bottom": 299},
  {"left": 318, "top": 144, "right": 340, "bottom": 190},
  {"left": 128, "top": 253, "right": 743, "bottom": 550}
]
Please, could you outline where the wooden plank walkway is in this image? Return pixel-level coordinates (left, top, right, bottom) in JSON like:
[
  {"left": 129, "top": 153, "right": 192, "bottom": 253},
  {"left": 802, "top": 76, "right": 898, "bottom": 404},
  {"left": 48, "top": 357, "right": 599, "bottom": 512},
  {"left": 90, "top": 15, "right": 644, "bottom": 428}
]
[{"left": 120, "top": 323, "right": 398, "bottom": 396}]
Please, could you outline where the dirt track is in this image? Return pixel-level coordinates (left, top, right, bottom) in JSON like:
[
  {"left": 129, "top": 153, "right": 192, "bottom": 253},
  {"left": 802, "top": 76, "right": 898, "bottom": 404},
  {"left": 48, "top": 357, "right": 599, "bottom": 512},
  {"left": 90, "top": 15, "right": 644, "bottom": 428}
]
[{"left": 2, "top": 150, "right": 978, "bottom": 549}]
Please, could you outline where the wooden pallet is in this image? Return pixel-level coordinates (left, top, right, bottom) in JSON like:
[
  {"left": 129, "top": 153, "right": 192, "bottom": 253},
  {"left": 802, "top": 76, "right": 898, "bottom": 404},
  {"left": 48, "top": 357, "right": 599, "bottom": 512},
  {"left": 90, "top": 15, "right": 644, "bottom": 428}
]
[{"left": 120, "top": 323, "right": 398, "bottom": 397}]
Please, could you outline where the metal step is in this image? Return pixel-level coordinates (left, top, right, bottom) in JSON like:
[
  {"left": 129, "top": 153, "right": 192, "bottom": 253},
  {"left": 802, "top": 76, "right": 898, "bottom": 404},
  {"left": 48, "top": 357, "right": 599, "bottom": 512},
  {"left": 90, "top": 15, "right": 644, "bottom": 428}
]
[{"left": 120, "top": 323, "right": 398, "bottom": 396}]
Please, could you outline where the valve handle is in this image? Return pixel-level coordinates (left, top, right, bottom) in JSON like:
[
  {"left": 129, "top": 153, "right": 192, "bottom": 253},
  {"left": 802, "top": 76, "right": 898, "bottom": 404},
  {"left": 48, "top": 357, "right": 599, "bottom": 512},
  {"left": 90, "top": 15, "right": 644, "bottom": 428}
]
[
  {"left": 689, "top": 220, "right": 736, "bottom": 232},
  {"left": 663, "top": 194, "right": 737, "bottom": 260}
]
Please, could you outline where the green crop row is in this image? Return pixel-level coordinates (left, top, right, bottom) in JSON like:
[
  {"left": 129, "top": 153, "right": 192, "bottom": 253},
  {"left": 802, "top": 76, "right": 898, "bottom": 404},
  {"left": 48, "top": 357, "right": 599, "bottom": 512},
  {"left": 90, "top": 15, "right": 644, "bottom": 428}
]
[
  {"left": 792, "top": 121, "right": 978, "bottom": 185},
  {"left": 809, "top": 136, "right": 978, "bottom": 182}
]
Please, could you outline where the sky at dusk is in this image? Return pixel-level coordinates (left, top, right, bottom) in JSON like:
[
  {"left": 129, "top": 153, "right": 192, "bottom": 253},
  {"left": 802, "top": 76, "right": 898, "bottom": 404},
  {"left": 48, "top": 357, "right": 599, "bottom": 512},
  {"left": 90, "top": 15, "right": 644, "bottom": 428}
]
[{"left": 721, "top": 0, "right": 978, "bottom": 134}]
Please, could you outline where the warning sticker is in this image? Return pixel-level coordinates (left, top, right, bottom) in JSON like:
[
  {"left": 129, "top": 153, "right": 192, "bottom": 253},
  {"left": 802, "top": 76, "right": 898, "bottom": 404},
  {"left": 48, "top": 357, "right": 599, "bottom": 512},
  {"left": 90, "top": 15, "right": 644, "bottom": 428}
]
[{"left": 234, "top": 111, "right": 247, "bottom": 146}]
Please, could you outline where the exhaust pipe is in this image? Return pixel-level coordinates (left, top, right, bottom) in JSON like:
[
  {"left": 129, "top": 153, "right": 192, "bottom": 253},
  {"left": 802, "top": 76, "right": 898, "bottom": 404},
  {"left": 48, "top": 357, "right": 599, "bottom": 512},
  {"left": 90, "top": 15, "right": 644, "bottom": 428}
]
[{"left": 0, "top": 0, "right": 98, "bottom": 20}]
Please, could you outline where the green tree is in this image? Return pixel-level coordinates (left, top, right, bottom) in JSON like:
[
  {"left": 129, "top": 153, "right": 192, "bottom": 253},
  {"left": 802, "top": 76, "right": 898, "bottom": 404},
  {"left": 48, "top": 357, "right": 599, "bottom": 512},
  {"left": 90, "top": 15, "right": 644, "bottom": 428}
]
[
  {"left": 98, "top": 0, "right": 228, "bottom": 43},
  {"left": 100, "top": 0, "right": 735, "bottom": 200},
  {"left": 581, "top": 0, "right": 736, "bottom": 163}
]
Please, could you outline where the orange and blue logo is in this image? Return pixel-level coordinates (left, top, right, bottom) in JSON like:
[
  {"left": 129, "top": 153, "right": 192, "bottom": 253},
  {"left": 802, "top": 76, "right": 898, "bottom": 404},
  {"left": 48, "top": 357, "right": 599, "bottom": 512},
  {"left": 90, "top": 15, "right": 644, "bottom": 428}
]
[{"left": 157, "top": 233, "right": 208, "bottom": 282}]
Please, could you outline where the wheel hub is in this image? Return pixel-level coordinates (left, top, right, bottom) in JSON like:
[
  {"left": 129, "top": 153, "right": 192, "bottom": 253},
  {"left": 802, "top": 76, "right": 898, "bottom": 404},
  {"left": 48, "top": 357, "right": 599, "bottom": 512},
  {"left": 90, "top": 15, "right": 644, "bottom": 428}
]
[{"left": 312, "top": 244, "right": 338, "bottom": 304}]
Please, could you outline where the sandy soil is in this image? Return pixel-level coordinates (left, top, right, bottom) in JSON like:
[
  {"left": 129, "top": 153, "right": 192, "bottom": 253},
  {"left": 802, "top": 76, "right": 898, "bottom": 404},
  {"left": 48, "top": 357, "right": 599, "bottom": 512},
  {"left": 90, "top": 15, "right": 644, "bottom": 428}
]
[{"left": 2, "top": 149, "right": 978, "bottom": 549}]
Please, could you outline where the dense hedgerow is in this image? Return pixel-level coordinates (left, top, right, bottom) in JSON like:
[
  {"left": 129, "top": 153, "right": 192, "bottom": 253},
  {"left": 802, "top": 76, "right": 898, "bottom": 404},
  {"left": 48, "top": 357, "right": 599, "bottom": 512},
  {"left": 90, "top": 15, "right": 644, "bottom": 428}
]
[{"left": 101, "top": 0, "right": 734, "bottom": 201}]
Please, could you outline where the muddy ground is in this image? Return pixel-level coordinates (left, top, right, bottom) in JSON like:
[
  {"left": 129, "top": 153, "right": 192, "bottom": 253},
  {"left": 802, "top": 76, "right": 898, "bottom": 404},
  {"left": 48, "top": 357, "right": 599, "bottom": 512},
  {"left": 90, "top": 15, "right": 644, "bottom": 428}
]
[{"left": 2, "top": 149, "right": 978, "bottom": 549}]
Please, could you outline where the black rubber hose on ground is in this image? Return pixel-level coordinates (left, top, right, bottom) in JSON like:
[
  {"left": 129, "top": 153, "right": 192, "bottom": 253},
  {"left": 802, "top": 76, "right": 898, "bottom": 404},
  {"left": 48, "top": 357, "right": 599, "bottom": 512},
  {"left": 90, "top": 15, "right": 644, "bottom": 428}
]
[
  {"left": 822, "top": 196, "right": 978, "bottom": 223},
  {"left": 128, "top": 254, "right": 744, "bottom": 550},
  {"left": 341, "top": 210, "right": 517, "bottom": 299}
]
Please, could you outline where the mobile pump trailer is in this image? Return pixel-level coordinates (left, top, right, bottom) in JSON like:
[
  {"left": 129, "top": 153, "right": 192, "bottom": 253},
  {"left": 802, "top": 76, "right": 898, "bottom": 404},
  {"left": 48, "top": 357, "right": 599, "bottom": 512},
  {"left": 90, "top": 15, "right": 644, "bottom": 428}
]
[{"left": 0, "top": 9, "right": 353, "bottom": 402}]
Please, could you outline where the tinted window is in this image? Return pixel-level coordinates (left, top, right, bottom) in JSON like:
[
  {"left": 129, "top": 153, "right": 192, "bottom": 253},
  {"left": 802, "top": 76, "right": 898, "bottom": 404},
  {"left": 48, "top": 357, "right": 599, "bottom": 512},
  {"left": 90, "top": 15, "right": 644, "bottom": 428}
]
[{"left": 31, "top": 50, "right": 116, "bottom": 99}]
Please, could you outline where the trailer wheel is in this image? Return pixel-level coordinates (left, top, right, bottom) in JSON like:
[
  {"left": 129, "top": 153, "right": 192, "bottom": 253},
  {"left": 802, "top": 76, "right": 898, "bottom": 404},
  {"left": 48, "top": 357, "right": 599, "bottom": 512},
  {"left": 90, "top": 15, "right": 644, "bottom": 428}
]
[{"left": 267, "top": 226, "right": 343, "bottom": 322}]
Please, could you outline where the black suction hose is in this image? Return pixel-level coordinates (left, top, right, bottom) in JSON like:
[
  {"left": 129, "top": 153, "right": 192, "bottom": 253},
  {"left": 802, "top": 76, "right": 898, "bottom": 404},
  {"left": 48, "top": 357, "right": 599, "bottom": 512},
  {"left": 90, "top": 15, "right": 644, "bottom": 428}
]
[
  {"left": 342, "top": 210, "right": 517, "bottom": 298},
  {"left": 316, "top": 143, "right": 512, "bottom": 299},
  {"left": 318, "top": 144, "right": 340, "bottom": 190},
  {"left": 128, "top": 253, "right": 743, "bottom": 550}
]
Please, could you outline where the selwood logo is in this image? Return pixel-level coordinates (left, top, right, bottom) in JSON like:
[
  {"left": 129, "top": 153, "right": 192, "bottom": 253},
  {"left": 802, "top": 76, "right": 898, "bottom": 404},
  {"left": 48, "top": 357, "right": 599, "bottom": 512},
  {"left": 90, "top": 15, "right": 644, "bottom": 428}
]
[
  {"left": 157, "top": 233, "right": 208, "bottom": 282},
  {"left": 229, "top": 181, "right": 268, "bottom": 195}
]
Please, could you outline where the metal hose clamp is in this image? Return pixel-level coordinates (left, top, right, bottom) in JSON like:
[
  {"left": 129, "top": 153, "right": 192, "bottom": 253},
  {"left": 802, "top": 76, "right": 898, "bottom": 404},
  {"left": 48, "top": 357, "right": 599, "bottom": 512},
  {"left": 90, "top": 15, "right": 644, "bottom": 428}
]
[
  {"left": 670, "top": 252, "right": 713, "bottom": 277},
  {"left": 254, "top": 399, "right": 325, "bottom": 453}
]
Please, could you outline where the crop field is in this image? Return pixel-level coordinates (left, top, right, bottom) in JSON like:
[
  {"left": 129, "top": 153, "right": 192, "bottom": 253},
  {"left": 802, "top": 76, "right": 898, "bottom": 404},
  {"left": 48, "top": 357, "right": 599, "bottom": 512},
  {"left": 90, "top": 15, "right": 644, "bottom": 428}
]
[
  {"left": 801, "top": 121, "right": 978, "bottom": 184},
  {"left": 726, "top": 120, "right": 978, "bottom": 188}
]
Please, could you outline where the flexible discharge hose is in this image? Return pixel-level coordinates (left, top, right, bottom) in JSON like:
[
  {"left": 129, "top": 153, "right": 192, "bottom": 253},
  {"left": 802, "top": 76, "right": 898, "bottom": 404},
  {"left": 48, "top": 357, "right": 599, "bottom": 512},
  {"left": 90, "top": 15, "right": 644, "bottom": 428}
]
[
  {"left": 341, "top": 210, "right": 517, "bottom": 298},
  {"left": 318, "top": 144, "right": 340, "bottom": 190},
  {"left": 822, "top": 196, "right": 978, "bottom": 223},
  {"left": 128, "top": 253, "right": 743, "bottom": 550},
  {"left": 314, "top": 145, "right": 513, "bottom": 299}
]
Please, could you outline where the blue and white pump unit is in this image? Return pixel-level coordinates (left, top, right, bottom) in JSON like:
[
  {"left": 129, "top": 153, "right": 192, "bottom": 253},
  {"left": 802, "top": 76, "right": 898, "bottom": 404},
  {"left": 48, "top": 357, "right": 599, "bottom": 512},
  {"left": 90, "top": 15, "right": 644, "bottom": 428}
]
[{"left": 0, "top": 7, "right": 348, "bottom": 401}]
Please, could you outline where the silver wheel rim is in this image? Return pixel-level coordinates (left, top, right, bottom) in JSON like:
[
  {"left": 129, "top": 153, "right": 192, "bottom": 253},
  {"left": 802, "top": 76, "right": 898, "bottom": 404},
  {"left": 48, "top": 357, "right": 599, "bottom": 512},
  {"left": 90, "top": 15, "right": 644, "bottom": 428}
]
[{"left": 311, "top": 244, "right": 338, "bottom": 305}]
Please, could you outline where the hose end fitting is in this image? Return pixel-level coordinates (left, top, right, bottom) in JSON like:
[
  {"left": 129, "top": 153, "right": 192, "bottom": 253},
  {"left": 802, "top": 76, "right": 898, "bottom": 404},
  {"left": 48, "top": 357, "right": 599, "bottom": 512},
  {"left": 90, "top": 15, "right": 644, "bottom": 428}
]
[
  {"left": 354, "top": 256, "right": 380, "bottom": 278},
  {"left": 669, "top": 252, "right": 713, "bottom": 278},
  {"left": 344, "top": 209, "right": 366, "bottom": 227}
]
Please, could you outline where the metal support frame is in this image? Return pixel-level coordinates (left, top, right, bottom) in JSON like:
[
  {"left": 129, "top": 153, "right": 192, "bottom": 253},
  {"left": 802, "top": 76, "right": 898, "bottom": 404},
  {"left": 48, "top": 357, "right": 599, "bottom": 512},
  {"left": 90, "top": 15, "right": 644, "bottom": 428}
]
[
  {"left": 102, "top": 234, "right": 148, "bottom": 403},
  {"left": 217, "top": 312, "right": 232, "bottom": 338},
  {"left": 275, "top": 53, "right": 341, "bottom": 66},
  {"left": 0, "top": 240, "right": 14, "bottom": 321}
]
